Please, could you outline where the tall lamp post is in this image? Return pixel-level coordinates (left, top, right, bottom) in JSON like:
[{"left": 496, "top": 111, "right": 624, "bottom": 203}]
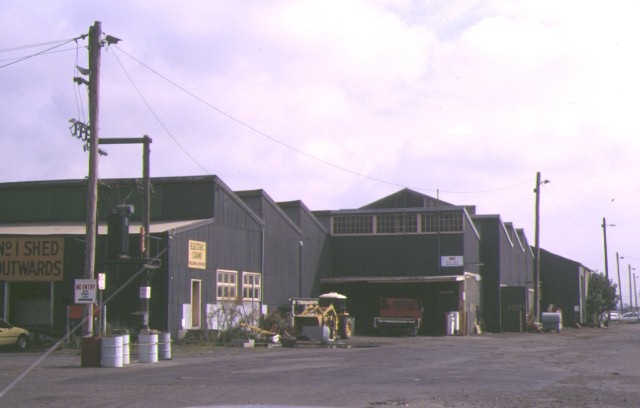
[
  {"left": 634, "top": 273, "right": 639, "bottom": 312},
  {"left": 629, "top": 265, "right": 636, "bottom": 313},
  {"left": 533, "top": 172, "right": 549, "bottom": 320},
  {"left": 602, "top": 217, "right": 615, "bottom": 322},
  {"left": 298, "top": 240, "right": 304, "bottom": 297},
  {"left": 616, "top": 253, "right": 624, "bottom": 314}
]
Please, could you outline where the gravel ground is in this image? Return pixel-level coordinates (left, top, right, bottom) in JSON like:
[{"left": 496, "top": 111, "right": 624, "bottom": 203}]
[{"left": 1, "top": 324, "right": 640, "bottom": 407}]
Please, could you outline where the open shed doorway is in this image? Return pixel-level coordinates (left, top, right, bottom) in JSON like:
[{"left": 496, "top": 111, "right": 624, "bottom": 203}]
[{"left": 191, "top": 279, "right": 201, "bottom": 329}]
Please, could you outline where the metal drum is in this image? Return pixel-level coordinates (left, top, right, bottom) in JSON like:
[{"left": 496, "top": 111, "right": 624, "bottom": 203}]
[
  {"left": 121, "top": 334, "right": 130, "bottom": 365},
  {"left": 101, "top": 336, "right": 123, "bottom": 368},
  {"left": 138, "top": 333, "right": 158, "bottom": 363},
  {"left": 158, "top": 332, "right": 172, "bottom": 360}
]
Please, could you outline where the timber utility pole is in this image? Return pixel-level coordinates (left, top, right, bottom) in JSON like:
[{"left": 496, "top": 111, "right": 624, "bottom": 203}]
[
  {"left": 533, "top": 172, "right": 549, "bottom": 321},
  {"left": 83, "top": 21, "right": 102, "bottom": 337},
  {"left": 616, "top": 252, "right": 624, "bottom": 315},
  {"left": 629, "top": 265, "right": 634, "bottom": 314},
  {"left": 602, "top": 217, "right": 613, "bottom": 323}
]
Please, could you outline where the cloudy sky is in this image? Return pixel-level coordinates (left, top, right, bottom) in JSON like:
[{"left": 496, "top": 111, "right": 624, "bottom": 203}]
[{"left": 2, "top": 1, "right": 640, "bottom": 302}]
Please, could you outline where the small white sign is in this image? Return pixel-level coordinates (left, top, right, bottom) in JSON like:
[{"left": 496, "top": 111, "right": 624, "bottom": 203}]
[
  {"left": 98, "top": 273, "right": 106, "bottom": 290},
  {"left": 441, "top": 256, "right": 464, "bottom": 267},
  {"left": 140, "top": 286, "right": 151, "bottom": 299},
  {"left": 74, "top": 279, "right": 97, "bottom": 304}
]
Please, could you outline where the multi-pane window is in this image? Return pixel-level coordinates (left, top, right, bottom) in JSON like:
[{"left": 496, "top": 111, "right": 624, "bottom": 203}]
[
  {"left": 242, "top": 272, "right": 261, "bottom": 301},
  {"left": 332, "top": 212, "right": 463, "bottom": 235},
  {"left": 421, "top": 213, "right": 436, "bottom": 232},
  {"left": 332, "top": 215, "right": 373, "bottom": 235},
  {"left": 421, "top": 212, "right": 463, "bottom": 233},
  {"left": 439, "top": 212, "right": 463, "bottom": 232},
  {"left": 217, "top": 270, "right": 237, "bottom": 300},
  {"left": 376, "top": 214, "right": 418, "bottom": 234}
]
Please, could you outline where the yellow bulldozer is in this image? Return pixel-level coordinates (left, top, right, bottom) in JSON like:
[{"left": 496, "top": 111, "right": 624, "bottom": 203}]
[{"left": 290, "top": 292, "right": 354, "bottom": 341}]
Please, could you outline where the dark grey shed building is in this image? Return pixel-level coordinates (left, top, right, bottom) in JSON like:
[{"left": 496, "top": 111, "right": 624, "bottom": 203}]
[
  {"left": 1, "top": 176, "right": 588, "bottom": 339},
  {"left": 235, "top": 190, "right": 331, "bottom": 307},
  {"left": 539, "top": 248, "right": 591, "bottom": 326},
  {"left": 472, "top": 215, "right": 535, "bottom": 333},
  {"left": 0, "top": 176, "right": 324, "bottom": 340},
  {"left": 313, "top": 189, "right": 483, "bottom": 335}
]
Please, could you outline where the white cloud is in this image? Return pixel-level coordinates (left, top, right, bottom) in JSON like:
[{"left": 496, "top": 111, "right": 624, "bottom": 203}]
[{"left": 3, "top": 0, "right": 640, "bottom": 295}]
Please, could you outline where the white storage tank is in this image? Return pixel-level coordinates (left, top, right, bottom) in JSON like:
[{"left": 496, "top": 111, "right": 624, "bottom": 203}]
[{"left": 540, "top": 312, "right": 562, "bottom": 333}]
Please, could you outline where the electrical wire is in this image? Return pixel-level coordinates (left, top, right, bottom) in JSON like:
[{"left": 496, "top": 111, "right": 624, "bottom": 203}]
[
  {"left": 113, "top": 47, "right": 407, "bottom": 186},
  {"left": 0, "top": 39, "right": 77, "bottom": 52},
  {"left": 112, "top": 46, "right": 532, "bottom": 196},
  {"left": 442, "top": 180, "right": 531, "bottom": 195},
  {"left": 0, "top": 36, "right": 84, "bottom": 69},
  {"left": 540, "top": 184, "right": 590, "bottom": 229},
  {"left": 110, "top": 48, "right": 210, "bottom": 174},
  {"left": 0, "top": 47, "right": 79, "bottom": 64}
]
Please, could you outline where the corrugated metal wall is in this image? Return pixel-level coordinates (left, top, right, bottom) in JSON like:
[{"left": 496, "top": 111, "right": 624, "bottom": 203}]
[
  {"left": 539, "top": 249, "right": 582, "bottom": 326},
  {"left": 166, "top": 208, "right": 263, "bottom": 336},
  {"left": 237, "top": 191, "right": 304, "bottom": 309}
]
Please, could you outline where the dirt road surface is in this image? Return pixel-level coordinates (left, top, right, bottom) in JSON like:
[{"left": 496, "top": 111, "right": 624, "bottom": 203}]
[{"left": 1, "top": 324, "right": 640, "bottom": 407}]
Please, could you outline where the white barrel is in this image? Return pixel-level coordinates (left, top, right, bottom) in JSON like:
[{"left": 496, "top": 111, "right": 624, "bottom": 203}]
[
  {"left": 158, "top": 332, "right": 172, "bottom": 360},
  {"left": 101, "top": 336, "right": 123, "bottom": 368},
  {"left": 138, "top": 333, "right": 158, "bottom": 363},
  {"left": 122, "top": 334, "right": 130, "bottom": 365},
  {"left": 445, "top": 311, "right": 460, "bottom": 336}
]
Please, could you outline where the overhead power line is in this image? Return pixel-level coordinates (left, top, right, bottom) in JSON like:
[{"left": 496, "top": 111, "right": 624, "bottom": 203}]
[
  {"left": 0, "top": 36, "right": 85, "bottom": 69},
  {"left": 0, "top": 46, "right": 79, "bottom": 65},
  {"left": 111, "top": 45, "right": 532, "bottom": 196},
  {"left": 110, "top": 49, "right": 210, "bottom": 174},
  {"left": 0, "top": 38, "right": 78, "bottom": 52}
]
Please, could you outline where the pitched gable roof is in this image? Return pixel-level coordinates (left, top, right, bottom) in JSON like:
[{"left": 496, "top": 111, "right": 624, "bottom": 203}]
[{"left": 360, "top": 188, "right": 453, "bottom": 210}]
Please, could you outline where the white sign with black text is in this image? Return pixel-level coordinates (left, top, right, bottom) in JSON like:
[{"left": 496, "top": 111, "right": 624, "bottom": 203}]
[
  {"left": 74, "top": 279, "right": 97, "bottom": 304},
  {"left": 441, "top": 256, "right": 464, "bottom": 267}
]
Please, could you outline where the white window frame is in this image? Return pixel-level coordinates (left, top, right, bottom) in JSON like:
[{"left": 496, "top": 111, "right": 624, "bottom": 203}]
[
  {"left": 242, "top": 272, "right": 261, "bottom": 301},
  {"left": 332, "top": 215, "right": 374, "bottom": 235},
  {"left": 376, "top": 213, "right": 418, "bottom": 234},
  {"left": 216, "top": 270, "right": 237, "bottom": 300},
  {"left": 421, "top": 212, "right": 463, "bottom": 233}
]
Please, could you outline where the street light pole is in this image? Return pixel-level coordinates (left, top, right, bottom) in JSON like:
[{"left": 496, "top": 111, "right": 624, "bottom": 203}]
[
  {"left": 299, "top": 240, "right": 304, "bottom": 297},
  {"left": 533, "top": 172, "right": 549, "bottom": 320},
  {"left": 602, "top": 217, "right": 614, "bottom": 322},
  {"left": 634, "top": 273, "right": 638, "bottom": 312},
  {"left": 629, "top": 265, "right": 635, "bottom": 313},
  {"left": 616, "top": 252, "right": 624, "bottom": 314}
]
